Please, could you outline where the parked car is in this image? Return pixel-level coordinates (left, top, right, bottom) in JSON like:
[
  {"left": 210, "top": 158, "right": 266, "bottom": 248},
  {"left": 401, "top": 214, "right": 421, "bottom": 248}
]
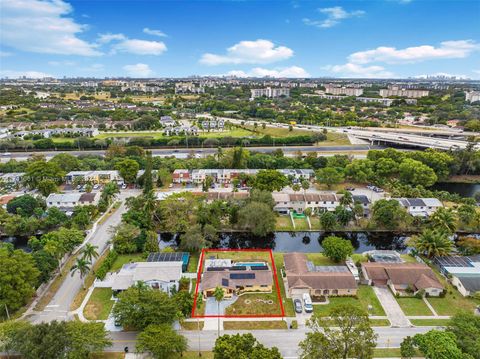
[
  {"left": 76, "top": 184, "right": 82, "bottom": 190},
  {"left": 121, "top": 184, "right": 127, "bottom": 189},
  {"left": 93, "top": 184, "right": 100, "bottom": 190},
  {"left": 366, "top": 184, "right": 375, "bottom": 190},
  {"left": 302, "top": 293, "right": 313, "bottom": 313},
  {"left": 373, "top": 187, "right": 384, "bottom": 193},
  {"left": 346, "top": 187, "right": 355, "bottom": 191},
  {"left": 294, "top": 299, "right": 303, "bottom": 313}
]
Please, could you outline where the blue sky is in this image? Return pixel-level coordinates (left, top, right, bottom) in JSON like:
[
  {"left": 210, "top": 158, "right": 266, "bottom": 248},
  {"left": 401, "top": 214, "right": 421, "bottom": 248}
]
[{"left": 0, "top": 0, "right": 479, "bottom": 79}]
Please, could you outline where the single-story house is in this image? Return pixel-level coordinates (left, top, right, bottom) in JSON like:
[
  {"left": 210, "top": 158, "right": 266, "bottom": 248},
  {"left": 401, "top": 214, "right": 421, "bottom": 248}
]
[
  {"left": 362, "top": 262, "right": 444, "bottom": 296},
  {"left": 46, "top": 192, "right": 100, "bottom": 209},
  {"left": 434, "top": 255, "right": 480, "bottom": 297},
  {"left": 200, "top": 264, "right": 273, "bottom": 299},
  {"left": 283, "top": 252, "right": 358, "bottom": 298},
  {"left": 110, "top": 261, "right": 183, "bottom": 293}
]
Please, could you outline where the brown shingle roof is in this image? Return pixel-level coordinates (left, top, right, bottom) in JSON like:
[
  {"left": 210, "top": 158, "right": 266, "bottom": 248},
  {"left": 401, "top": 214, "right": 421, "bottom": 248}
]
[{"left": 362, "top": 262, "right": 443, "bottom": 290}]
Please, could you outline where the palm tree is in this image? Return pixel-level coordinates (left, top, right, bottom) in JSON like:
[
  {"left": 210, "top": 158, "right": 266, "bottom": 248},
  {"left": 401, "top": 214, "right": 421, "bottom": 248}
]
[
  {"left": 339, "top": 190, "right": 353, "bottom": 207},
  {"left": 411, "top": 229, "right": 453, "bottom": 258},
  {"left": 81, "top": 243, "right": 98, "bottom": 262},
  {"left": 430, "top": 207, "right": 457, "bottom": 234},
  {"left": 213, "top": 286, "right": 224, "bottom": 337},
  {"left": 70, "top": 258, "right": 91, "bottom": 289}
]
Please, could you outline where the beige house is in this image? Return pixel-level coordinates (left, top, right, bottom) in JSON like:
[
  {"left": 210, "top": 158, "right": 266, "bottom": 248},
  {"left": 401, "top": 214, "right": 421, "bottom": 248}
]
[
  {"left": 362, "top": 262, "right": 444, "bottom": 297},
  {"left": 200, "top": 266, "right": 273, "bottom": 299},
  {"left": 284, "top": 252, "right": 358, "bottom": 298}
]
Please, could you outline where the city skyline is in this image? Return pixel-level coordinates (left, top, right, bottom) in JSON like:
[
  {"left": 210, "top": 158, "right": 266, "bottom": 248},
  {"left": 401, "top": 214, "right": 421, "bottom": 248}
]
[{"left": 1, "top": 0, "right": 480, "bottom": 79}]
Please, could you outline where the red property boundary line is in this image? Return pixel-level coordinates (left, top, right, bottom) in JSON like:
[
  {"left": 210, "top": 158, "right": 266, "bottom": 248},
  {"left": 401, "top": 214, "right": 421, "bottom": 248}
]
[{"left": 191, "top": 248, "right": 285, "bottom": 318}]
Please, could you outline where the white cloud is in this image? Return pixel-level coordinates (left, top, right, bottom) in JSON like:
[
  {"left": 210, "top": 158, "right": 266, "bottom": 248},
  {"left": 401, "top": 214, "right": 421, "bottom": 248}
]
[
  {"left": 97, "top": 33, "right": 126, "bottom": 44},
  {"left": 325, "top": 63, "right": 394, "bottom": 78},
  {"left": 123, "top": 63, "right": 154, "bottom": 77},
  {"left": 0, "top": 0, "right": 100, "bottom": 56},
  {"left": 48, "top": 60, "right": 76, "bottom": 66},
  {"left": 112, "top": 39, "right": 167, "bottom": 55},
  {"left": 348, "top": 40, "right": 479, "bottom": 64},
  {"left": 224, "top": 66, "right": 310, "bottom": 78},
  {"left": 303, "top": 6, "right": 365, "bottom": 28},
  {"left": 200, "top": 39, "right": 293, "bottom": 65},
  {"left": 0, "top": 69, "right": 53, "bottom": 78},
  {"left": 0, "top": 51, "right": 13, "bottom": 57},
  {"left": 143, "top": 28, "right": 167, "bottom": 37},
  {"left": 473, "top": 70, "right": 480, "bottom": 75},
  {"left": 414, "top": 72, "right": 469, "bottom": 79}
]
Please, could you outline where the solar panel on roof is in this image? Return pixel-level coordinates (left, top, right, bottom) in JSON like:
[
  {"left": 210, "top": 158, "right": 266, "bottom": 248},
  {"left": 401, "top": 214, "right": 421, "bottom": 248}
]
[
  {"left": 251, "top": 266, "right": 269, "bottom": 270},
  {"left": 206, "top": 267, "right": 228, "bottom": 271},
  {"left": 230, "top": 266, "right": 246, "bottom": 271},
  {"left": 147, "top": 252, "right": 185, "bottom": 262},
  {"left": 230, "top": 273, "right": 255, "bottom": 280},
  {"left": 221, "top": 278, "right": 229, "bottom": 287}
]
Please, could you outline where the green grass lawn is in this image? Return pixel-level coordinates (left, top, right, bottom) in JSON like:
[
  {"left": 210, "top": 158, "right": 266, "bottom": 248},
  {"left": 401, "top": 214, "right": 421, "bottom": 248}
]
[
  {"left": 305, "top": 253, "right": 337, "bottom": 266},
  {"left": 317, "top": 132, "right": 351, "bottom": 146},
  {"left": 293, "top": 217, "right": 310, "bottom": 230},
  {"left": 83, "top": 288, "right": 114, "bottom": 320},
  {"left": 276, "top": 216, "right": 294, "bottom": 231},
  {"left": 110, "top": 253, "right": 146, "bottom": 272},
  {"left": 410, "top": 319, "right": 451, "bottom": 326},
  {"left": 370, "top": 319, "right": 391, "bottom": 327},
  {"left": 188, "top": 252, "right": 200, "bottom": 273},
  {"left": 373, "top": 348, "right": 422, "bottom": 358},
  {"left": 396, "top": 297, "right": 433, "bottom": 316},
  {"left": 244, "top": 125, "right": 313, "bottom": 138},
  {"left": 273, "top": 253, "right": 295, "bottom": 317},
  {"left": 313, "top": 285, "right": 386, "bottom": 316},
  {"left": 181, "top": 321, "right": 204, "bottom": 330},
  {"left": 426, "top": 268, "right": 480, "bottom": 316},
  {"left": 223, "top": 321, "right": 288, "bottom": 330},
  {"left": 400, "top": 254, "right": 418, "bottom": 263},
  {"left": 95, "top": 128, "right": 253, "bottom": 140},
  {"left": 225, "top": 292, "right": 284, "bottom": 316}
]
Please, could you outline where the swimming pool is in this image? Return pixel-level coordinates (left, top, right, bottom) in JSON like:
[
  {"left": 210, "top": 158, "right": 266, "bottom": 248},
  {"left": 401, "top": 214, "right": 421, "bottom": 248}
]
[{"left": 235, "top": 262, "right": 267, "bottom": 267}]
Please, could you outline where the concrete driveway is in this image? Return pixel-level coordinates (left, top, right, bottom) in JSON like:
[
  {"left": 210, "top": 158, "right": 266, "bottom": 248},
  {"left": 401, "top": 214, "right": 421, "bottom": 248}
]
[{"left": 373, "top": 286, "right": 411, "bottom": 327}]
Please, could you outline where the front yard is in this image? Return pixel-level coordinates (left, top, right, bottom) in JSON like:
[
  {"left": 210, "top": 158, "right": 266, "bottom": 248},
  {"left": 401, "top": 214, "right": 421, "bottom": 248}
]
[
  {"left": 313, "top": 285, "right": 386, "bottom": 317},
  {"left": 83, "top": 288, "right": 115, "bottom": 320},
  {"left": 224, "top": 292, "right": 284, "bottom": 316},
  {"left": 396, "top": 297, "right": 433, "bottom": 316}
]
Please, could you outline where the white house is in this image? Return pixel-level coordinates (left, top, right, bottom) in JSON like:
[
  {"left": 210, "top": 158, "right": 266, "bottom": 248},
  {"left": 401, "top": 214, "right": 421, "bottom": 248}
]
[
  {"left": 434, "top": 255, "right": 480, "bottom": 297},
  {"left": 46, "top": 192, "right": 100, "bottom": 209},
  {"left": 395, "top": 198, "right": 443, "bottom": 217}
]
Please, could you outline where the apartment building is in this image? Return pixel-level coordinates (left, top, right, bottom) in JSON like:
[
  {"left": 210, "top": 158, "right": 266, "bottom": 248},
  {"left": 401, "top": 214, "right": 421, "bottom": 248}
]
[
  {"left": 380, "top": 86, "right": 429, "bottom": 98},
  {"left": 250, "top": 87, "right": 290, "bottom": 100},
  {"left": 65, "top": 170, "right": 122, "bottom": 184},
  {"left": 175, "top": 82, "right": 205, "bottom": 94},
  {"left": 324, "top": 85, "right": 363, "bottom": 96}
]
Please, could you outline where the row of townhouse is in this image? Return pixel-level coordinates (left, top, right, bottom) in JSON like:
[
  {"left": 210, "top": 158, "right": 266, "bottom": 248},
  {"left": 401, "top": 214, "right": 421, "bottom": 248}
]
[
  {"left": 12, "top": 127, "right": 99, "bottom": 139},
  {"left": 65, "top": 170, "right": 123, "bottom": 184},
  {"left": 172, "top": 168, "right": 315, "bottom": 184},
  {"left": 45, "top": 192, "right": 100, "bottom": 210}
]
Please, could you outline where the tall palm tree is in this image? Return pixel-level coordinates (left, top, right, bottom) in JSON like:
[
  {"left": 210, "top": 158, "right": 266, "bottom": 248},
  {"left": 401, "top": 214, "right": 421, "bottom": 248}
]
[
  {"left": 411, "top": 229, "right": 453, "bottom": 258},
  {"left": 70, "top": 258, "right": 91, "bottom": 289},
  {"left": 213, "top": 286, "right": 224, "bottom": 337},
  {"left": 339, "top": 190, "right": 353, "bottom": 207},
  {"left": 430, "top": 208, "right": 457, "bottom": 234},
  {"left": 81, "top": 243, "right": 98, "bottom": 262}
]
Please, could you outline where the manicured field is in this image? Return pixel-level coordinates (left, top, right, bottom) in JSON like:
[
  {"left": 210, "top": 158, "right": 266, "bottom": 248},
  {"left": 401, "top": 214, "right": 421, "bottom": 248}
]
[
  {"left": 312, "top": 285, "right": 386, "bottom": 316},
  {"left": 396, "top": 297, "right": 433, "bottom": 316},
  {"left": 83, "top": 288, "right": 114, "bottom": 320},
  {"left": 223, "top": 320, "right": 288, "bottom": 330}
]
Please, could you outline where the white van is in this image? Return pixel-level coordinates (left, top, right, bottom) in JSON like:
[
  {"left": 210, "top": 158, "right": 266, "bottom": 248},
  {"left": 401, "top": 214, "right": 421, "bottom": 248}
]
[{"left": 302, "top": 293, "right": 313, "bottom": 313}]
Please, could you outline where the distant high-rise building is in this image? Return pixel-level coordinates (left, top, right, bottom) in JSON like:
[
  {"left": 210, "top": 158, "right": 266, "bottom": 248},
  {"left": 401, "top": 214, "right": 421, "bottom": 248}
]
[
  {"left": 379, "top": 86, "right": 429, "bottom": 98},
  {"left": 250, "top": 87, "right": 290, "bottom": 100}
]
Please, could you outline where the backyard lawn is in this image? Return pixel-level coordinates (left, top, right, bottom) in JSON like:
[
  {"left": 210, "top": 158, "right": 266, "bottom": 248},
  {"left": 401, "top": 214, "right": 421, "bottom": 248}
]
[
  {"left": 110, "top": 253, "right": 146, "bottom": 272},
  {"left": 223, "top": 320, "right": 288, "bottom": 330},
  {"left": 276, "top": 216, "right": 294, "bottom": 231},
  {"left": 83, "top": 288, "right": 115, "bottom": 320},
  {"left": 273, "top": 253, "right": 295, "bottom": 317},
  {"left": 306, "top": 253, "right": 337, "bottom": 266},
  {"left": 396, "top": 297, "right": 433, "bottom": 316},
  {"left": 313, "top": 285, "right": 386, "bottom": 317},
  {"left": 293, "top": 217, "right": 310, "bottom": 230}
]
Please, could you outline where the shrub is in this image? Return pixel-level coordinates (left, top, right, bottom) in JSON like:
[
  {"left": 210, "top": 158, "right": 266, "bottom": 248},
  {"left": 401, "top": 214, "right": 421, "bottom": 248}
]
[{"left": 95, "top": 250, "right": 118, "bottom": 280}]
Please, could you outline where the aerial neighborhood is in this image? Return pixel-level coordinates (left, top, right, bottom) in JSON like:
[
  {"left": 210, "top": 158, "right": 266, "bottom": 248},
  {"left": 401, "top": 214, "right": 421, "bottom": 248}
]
[{"left": 1, "top": 2, "right": 480, "bottom": 355}]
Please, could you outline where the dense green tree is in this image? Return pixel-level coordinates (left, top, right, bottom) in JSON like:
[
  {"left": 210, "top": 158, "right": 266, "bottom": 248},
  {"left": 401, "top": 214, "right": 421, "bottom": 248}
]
[
  {"left": 112, "top": 222, "right": 141, "bottom": 254},
  {"left": 37, "top": 179, "right": 58, "bottom": 197},
  {"left": 319, "top": 211, "right": 337, "bottom": 231},
  {"left": 180, "top": 224, "right": 207, "bottom": 252},
  {"left": 136, "top": 324, "right": 187, "bottom": 359},
  {"left": 23, "top": 160, "right": 65, "bottom": 189},
  {"left": 447, "top": 312, "right": 480, "bottom": 359},
  {"left": 115, "top": 158, "right": 140, "bottom": 184},
  {"left": 322, "top": 236, "right": 354, "bottom": 263},
  {"left": 6, "top": 194, "right": 43, "bottom": 216},
  {"left": 65, "top": 321, "right": 112, "bottom": 359},
  {"left": 214, "top": 333, "right": 283, "bottom": 359},
  {"left": 112, "top": 283, "right": 178, "bottom": 330},
  {"left": 344, "top": 159, "right": 375, "bottom": 183},
  {"left": 398, "top": 158, "right": 438, "bottom": 187},
  {"left": 316, "top": 167, "right": 344, "bottom": 189},
  {"left": 49, "top": 153, "right": 81, "bottom": 172},
  {"left": 32, "top": 249, "right": 58, "bottom": 283},
  {"left": 371, "top": 199, "right": 410, "bottom": 230},
  {"left": 249, "top": 189, "right": 276, "bottom": 209},
  {"left": 237, "top": 201, "right": 276, "bottom": 236},
  {"left": 253, "top": 170, "right": 289, "bottom": 192},
  {"left": 412, "top": 330, "right": 470, "bottom": 359},
  {"left": 0, "top": 244, "right": 40, "bottom": 316},
  {"left": 299, "top": 304, "right": 377, "bottom": 359},
  {"left": 400, "top": 336, "right": 416, "bottom": 359},
  {"left": 143, "top": 151, "right": 154, "bottom": 194},
  {"left": 334, "top": 205, "right": 353, "bottom": 226}
]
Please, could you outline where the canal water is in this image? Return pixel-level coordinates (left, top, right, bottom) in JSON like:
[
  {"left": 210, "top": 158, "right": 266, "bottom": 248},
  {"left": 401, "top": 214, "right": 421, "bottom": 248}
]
[{"left": 431, "top": 182, "right": 480, "bottom": 198}]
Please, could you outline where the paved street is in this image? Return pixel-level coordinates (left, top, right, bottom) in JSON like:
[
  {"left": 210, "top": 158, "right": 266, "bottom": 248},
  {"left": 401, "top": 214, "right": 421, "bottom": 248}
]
[
  {"left": 108, "top": 327, "right": 434, "bottom": 357},
  {"left": 28, "top": 190, "right": 139, "bottom": 323}
]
